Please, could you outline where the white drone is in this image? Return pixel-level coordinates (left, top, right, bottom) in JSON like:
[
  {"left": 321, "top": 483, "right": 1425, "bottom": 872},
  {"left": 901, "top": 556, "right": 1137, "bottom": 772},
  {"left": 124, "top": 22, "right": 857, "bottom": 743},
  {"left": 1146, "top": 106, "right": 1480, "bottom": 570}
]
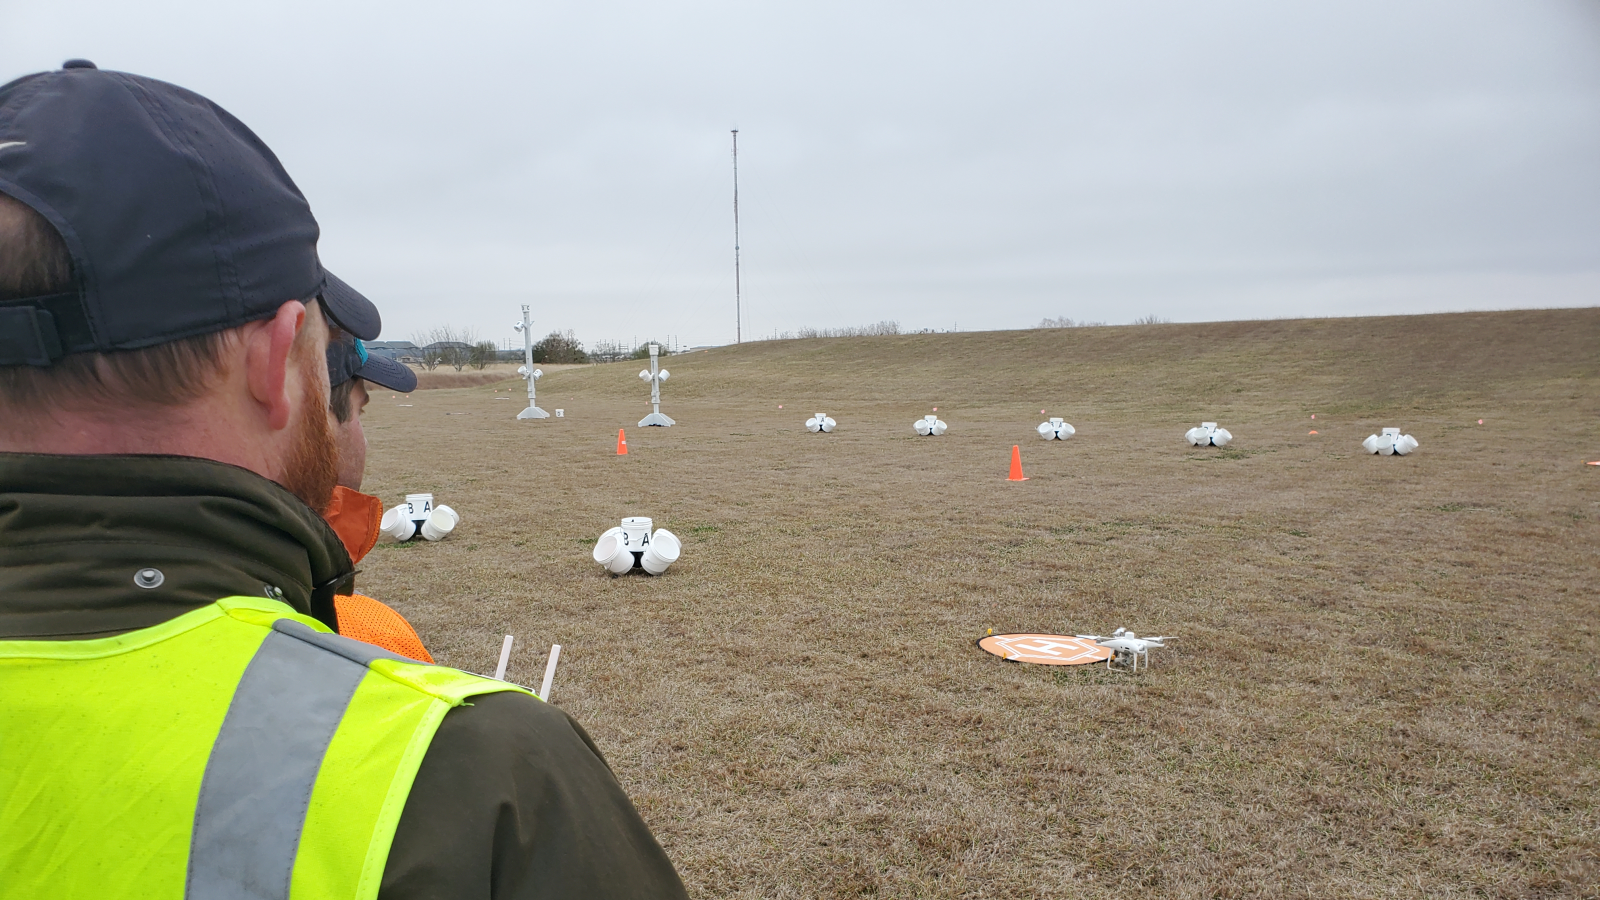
[{"left": 1075, "top": 628, "right": 1176, "bottom": 672}]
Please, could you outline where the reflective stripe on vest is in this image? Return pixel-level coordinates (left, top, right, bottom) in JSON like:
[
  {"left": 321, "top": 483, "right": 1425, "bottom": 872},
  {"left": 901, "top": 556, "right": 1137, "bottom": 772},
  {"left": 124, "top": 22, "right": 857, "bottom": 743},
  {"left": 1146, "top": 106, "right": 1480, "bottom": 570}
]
[{"left": 0, "top": 597, "right": 529, "bottom": 900}]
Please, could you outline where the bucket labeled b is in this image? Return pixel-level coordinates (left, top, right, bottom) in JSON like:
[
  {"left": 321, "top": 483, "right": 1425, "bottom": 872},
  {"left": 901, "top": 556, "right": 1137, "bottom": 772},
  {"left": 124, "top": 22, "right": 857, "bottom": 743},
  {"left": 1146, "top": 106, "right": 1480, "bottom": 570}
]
[
  {"left": 381, "top": 506, "right": 417, "bottom": 541},
  {"left": 593, "top": 528, "right": 635, "bottom": 574}
]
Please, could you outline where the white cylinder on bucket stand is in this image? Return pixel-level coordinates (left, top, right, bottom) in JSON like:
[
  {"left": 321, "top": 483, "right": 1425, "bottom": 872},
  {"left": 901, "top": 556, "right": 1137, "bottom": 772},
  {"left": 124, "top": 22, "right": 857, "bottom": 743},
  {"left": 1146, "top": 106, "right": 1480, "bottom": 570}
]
[
  {"left": 640, "top": 528, "right": 681, "bottom": 575},
  {"left": 594, "top": 518, "right": 682, "bottom": 575},
  {"left": 1365, "top": 427, "right": 1416, "bottom": 456},
  {"left": 1038, "top": 417, "right": 1075, "bottom": 440},
  {"left": 1186, "top": 422, "right": 1232, "bottom": 447},
  {"left": 806, "top": 413, "right": 837, "bottom": 433}
]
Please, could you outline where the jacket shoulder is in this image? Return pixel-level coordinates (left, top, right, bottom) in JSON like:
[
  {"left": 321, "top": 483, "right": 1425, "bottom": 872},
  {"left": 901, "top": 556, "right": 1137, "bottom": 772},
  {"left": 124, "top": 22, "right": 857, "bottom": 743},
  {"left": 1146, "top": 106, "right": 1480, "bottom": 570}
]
[{"left": 381, "top": 692, "right": 689, "bottom": 900}]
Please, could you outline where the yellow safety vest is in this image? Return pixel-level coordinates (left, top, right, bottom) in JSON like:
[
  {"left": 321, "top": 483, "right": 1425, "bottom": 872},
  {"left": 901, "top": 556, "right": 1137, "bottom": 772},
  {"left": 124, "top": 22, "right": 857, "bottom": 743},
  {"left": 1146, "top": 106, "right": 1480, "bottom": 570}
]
[{"left": 0, "top": 596, "right": 527, "bottom": 899}]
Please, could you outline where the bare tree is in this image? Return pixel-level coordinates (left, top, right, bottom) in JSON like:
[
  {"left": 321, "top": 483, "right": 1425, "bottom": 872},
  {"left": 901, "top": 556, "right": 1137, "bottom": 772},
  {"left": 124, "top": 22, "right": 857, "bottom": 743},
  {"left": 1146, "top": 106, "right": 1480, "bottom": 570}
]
[
  {"left": 414, "top": 326, "right": 478, "bottom": 371},
  {"left": 468, "top": 341, "right": 497, "bottom": 370}
]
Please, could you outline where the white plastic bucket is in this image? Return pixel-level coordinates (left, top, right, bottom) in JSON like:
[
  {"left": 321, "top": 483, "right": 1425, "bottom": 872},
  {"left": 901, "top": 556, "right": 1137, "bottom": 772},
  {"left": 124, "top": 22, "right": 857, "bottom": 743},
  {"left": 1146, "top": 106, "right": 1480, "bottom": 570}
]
[
  {"left": 806, "top": 416, "right": 823, "bottom": 433},
  {"left": 1185, "top": 426, "right": 1205, "bottom": 446},
  {"left": 1056, "top": 421, "right": 1075, "bottom": 439},
  {"left": 930, "top": 418, "right": 947, "bottom": 436},
  {"left": 1394, "top": 434, "right": 1419, "bottom": 455},
  {"left": 594, "top": 531, "right": 635, "bottom": 574},
  {"left": 1211, "top": 427, "right": 1233, "bottom": 447},
  {"left": 420, "top": 505, "right": 459, "bottom": 542},
  {"left": 914, "top": 418, "right": 932, "bottom": 436},
  {"left": 620, "top": 516, "right": 653, "bottom": 552},
  {"left": 1037, "top": 421, "right": 1056, "bottom": 439},
  {"left": 403, "top": 493, "right": 434, "bottom": 519},
  {"left": 820, "top": 416, "right": 836, "bottom": 433},
  {"left": 640, "top": 528, "right": 681, "bottom": 575},
  {"left": 381, "top": 505, "right": 416, "bottom": 541},
  {"left": 555, "top": 409, "right": 564, "bottom": 417}
]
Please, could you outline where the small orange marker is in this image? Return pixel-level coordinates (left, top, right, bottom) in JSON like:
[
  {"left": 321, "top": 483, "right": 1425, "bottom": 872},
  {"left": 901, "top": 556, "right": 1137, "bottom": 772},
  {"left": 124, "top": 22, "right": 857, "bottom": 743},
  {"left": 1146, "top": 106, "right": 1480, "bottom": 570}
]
[
  {"left": 1309, "top": 430, "right": 1318, "bottom": 435},
  {"left": 1587, "top": 461, "right": 1600, "bottom": 466},
  {"left": 1478, "top": 419, "right": 1484, "bottom": 425},
  {"left": 1008, "top": 445, "right": 1028, "bottom": 481},
  {"left": 617, "top": 429, "right": 628, "bottom": 455}
]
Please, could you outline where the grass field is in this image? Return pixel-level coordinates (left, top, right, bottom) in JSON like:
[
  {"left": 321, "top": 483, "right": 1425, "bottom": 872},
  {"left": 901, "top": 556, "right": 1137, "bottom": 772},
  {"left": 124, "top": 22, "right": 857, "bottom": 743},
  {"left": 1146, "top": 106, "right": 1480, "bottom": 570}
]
[{"left": 358, "top": 308, "right": 1599, "bottom": 899}]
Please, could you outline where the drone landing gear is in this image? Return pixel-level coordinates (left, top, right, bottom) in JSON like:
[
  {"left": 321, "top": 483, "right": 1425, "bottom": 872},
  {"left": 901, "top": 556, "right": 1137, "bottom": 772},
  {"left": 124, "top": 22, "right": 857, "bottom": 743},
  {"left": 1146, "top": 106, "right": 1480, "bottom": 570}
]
[{"left": 1107, "top": 647, "right": 1149, "bottom": 672}]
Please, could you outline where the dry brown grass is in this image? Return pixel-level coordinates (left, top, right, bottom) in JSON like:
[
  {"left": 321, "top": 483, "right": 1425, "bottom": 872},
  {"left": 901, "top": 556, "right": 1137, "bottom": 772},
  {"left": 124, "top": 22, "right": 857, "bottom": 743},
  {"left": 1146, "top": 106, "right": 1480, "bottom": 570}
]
[{"left": 359, "top": 309, "right": 1600, "bottom": 898}]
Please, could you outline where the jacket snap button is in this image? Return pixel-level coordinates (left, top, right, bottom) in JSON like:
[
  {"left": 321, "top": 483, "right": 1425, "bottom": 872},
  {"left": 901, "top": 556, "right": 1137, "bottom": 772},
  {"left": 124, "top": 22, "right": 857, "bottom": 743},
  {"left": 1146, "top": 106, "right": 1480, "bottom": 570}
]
[{"left": 133, "top": 568, "right": 165, "bottom": 589}]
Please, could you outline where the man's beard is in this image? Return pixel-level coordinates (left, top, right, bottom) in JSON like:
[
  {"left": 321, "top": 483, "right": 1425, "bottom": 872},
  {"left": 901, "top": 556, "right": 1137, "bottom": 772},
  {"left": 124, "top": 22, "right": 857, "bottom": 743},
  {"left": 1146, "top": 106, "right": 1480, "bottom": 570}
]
[{"left": 280, "top": 354, "right": 339, "bottom": 512}]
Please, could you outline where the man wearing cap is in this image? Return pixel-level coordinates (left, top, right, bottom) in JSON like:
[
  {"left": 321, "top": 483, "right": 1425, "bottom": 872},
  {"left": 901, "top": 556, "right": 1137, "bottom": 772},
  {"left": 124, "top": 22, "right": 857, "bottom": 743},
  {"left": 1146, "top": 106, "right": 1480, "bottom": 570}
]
[
  {"left": 322, "top": 324, "right": 436, "bottom": 662},
  {"left": 0, "top": 61, "right": 687, "bottom": 899}
]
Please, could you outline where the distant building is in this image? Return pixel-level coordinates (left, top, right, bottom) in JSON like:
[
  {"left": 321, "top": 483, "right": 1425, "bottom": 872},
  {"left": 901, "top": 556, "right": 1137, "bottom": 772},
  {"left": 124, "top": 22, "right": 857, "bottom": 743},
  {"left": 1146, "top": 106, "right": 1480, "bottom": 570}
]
[{"left": 365, "top": 340, "right": 420, "bottom": 362}]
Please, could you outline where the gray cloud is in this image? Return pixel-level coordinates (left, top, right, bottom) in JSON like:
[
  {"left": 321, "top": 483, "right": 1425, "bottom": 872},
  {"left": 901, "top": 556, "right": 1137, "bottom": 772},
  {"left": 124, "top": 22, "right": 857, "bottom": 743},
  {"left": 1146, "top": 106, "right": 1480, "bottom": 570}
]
[{"left": 5, "top": 0, "right": 1597, "bottom": 348}]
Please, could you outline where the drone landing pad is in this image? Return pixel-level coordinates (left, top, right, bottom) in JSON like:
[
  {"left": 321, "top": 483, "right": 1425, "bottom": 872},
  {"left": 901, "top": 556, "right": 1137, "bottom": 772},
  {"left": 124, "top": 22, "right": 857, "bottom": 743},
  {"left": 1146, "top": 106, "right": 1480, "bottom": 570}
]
[{"left": 978, "top": 633, "right": 1112, "bottom": 666}]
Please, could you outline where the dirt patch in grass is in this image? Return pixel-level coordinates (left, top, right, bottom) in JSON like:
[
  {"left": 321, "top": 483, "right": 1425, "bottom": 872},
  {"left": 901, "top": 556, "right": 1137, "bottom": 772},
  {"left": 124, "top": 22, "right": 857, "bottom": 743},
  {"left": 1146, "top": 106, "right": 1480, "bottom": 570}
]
[{"left": 358, "top": 308, "right": 1600, "bottom": 898}]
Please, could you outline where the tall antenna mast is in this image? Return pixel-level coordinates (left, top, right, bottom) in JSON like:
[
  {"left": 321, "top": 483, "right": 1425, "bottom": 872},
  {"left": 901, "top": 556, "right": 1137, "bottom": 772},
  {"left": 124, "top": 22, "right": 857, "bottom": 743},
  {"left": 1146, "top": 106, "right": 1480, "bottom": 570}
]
[{"left": 732, "top": 129, "right": 741, "bottom": 344}]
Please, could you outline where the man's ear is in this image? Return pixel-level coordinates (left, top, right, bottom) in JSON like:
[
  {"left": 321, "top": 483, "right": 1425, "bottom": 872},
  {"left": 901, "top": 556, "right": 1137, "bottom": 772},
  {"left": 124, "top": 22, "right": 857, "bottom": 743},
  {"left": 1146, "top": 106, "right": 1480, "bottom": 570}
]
[{"left": 245, "top": 301, "right": 307, "bottom": 431}]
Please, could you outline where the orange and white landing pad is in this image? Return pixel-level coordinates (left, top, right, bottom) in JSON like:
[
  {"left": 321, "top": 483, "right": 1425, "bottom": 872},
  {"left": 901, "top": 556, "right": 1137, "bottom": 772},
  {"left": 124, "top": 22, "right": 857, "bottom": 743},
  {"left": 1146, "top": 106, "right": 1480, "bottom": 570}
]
[{"left": 977, "top": 633, "right": 1113, "bottom": 666}]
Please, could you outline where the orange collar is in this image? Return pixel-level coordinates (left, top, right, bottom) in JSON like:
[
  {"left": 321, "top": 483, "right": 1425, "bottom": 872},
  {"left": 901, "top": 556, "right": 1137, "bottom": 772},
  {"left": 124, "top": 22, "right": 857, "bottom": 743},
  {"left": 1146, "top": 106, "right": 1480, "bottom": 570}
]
[{"left": 321, "top": 486, "right": 384, "bottom": 565}]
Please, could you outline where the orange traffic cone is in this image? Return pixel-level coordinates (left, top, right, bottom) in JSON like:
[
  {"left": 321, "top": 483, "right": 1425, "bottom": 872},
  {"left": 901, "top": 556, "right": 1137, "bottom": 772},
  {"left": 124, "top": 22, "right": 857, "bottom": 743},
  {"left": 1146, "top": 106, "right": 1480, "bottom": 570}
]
[
  {"left": 1008, "top": 445, "right": 1028, "bottom": 481},
  {"left": 617, "top": 428, "right": 628, "bottom": 455}
]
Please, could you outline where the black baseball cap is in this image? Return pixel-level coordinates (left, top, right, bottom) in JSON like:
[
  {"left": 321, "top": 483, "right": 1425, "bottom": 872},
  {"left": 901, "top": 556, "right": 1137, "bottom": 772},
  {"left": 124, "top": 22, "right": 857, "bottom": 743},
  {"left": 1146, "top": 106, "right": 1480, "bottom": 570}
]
[
  {"left": 0, "top": 60, "right": 381, "bottom": 366},
  {"left": 326, "top": 319, "right": 418, "bottom": 394}
]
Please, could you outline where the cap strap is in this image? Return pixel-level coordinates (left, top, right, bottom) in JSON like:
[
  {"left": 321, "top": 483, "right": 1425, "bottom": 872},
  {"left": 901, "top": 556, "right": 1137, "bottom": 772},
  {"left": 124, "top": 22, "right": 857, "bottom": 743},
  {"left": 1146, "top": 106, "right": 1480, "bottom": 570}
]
[{"left": 0, "top": 306, "right": 65, "bottom": 366}]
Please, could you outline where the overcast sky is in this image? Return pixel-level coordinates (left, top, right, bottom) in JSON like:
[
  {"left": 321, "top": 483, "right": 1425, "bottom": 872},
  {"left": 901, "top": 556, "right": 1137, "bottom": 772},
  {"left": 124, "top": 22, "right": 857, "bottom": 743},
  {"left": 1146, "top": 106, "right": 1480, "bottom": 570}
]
[{"left": 4, "top": 0, "right": 1598, "bottom": 349}]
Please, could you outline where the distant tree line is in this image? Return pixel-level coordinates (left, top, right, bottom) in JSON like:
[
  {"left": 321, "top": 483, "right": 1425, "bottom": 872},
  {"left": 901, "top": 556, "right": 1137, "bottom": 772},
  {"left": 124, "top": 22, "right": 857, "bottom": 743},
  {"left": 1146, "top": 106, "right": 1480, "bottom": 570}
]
[
  {"left": 762, "top": 321, "right": 904, "bottom": 340},
  {"left": 411, "top": 326, "right": 498, "bottom": 371},
  {"left": 407, "top": 326, "right": 683, "bottom": 368}
]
